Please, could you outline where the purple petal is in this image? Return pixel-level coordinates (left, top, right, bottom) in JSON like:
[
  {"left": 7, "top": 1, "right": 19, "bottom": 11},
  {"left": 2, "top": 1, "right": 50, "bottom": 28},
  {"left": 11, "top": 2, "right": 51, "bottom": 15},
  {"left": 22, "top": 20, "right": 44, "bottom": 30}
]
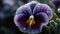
[
  {"left": 27, "top": 1, "right": 39, "bottom": 11},
  {"left": 33, "top": 4, "right": 52, "bottom": 20},
  {"left": 14, "top": 14, "right": 29, "bottom": 32},
  {"left": 16, "top": 4, "right": 31, "bottom": 15},
  {"left": 14, "top": 14, "right": 29, "bottom": 27}
]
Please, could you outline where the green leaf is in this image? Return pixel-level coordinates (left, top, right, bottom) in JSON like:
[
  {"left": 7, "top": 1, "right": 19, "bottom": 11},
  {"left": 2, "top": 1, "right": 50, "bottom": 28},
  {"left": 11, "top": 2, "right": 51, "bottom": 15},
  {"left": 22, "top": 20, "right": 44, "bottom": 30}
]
[{"left": 51, "top": 10, "right": 58, "bottom": 21}]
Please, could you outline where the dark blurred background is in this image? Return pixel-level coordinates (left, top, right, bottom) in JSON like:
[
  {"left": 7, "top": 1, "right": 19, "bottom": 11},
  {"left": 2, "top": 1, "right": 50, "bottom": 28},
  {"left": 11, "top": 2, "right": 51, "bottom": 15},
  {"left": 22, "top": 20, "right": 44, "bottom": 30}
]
[{"left": 0, "top": 0, "right": 60, "bottom": 34}]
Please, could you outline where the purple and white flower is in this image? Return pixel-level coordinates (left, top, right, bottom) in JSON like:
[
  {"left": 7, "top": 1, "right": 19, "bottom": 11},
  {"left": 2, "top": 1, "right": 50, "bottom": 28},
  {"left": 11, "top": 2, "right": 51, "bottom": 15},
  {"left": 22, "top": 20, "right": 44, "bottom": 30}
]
[{"left": 14, "top": 1, "right": 52, "bottom": 34}]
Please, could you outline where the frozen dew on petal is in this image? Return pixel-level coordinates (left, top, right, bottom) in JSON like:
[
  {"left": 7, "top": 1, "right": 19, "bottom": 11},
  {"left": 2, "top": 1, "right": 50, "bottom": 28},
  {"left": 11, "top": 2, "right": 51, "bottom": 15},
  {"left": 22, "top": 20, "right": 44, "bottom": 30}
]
[
  {"left": 27, "top": 1, "right": 39, "bottom": 11},
  {"left": 16, "top": 4, "right": 31, "bottom": 15},
  {"left": 33, "top": 3, "right": 52, "bottom": 20},
  {"left": 14, "top": 1, "right": 52, "bottom": 34}
]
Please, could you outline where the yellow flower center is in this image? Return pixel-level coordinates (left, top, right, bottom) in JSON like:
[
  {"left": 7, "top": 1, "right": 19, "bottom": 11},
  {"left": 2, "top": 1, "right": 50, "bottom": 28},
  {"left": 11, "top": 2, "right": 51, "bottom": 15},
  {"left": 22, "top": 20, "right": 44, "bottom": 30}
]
[{"left": 26, "top": 15, "right": 35, "bottom": 26}]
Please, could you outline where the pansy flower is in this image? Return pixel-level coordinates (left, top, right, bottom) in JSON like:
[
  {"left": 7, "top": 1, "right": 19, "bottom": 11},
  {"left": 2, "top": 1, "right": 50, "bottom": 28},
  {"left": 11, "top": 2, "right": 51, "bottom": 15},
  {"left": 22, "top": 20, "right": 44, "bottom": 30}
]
[{"left": 14, "top": 1, "right": 52, "bottom": 34}]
